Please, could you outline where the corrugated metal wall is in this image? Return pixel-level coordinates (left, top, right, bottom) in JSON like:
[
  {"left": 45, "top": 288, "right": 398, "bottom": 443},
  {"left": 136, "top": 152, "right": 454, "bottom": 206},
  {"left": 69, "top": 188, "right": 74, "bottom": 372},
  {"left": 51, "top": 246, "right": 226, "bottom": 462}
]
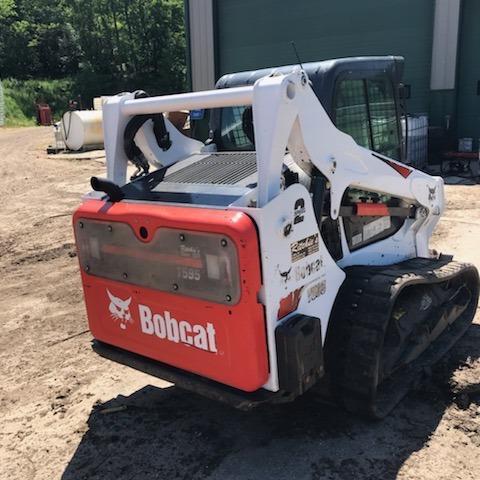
[
  {"left": 0, "top": 80, "right": 5, "bottom": 126},
  {"left": 456, "top": 0, "right": 480, "bottom": 146},
  {"left": 215, "top": 0, "right": 435, "bottom": 113}
]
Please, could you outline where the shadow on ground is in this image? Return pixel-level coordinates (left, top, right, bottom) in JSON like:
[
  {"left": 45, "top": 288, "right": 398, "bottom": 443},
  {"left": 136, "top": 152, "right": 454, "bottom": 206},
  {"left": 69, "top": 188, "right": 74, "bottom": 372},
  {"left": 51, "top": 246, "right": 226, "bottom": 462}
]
[{"left": 62, "top": 324, "right": 480, "bottom": 480}]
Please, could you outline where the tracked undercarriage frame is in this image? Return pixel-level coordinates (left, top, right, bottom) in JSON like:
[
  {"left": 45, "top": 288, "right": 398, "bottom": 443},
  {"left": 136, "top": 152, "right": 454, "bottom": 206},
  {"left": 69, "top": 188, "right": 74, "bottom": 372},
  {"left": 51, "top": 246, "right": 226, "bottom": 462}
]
[{"left": 326, "top": 257, "right": 479, "bottom": 417}]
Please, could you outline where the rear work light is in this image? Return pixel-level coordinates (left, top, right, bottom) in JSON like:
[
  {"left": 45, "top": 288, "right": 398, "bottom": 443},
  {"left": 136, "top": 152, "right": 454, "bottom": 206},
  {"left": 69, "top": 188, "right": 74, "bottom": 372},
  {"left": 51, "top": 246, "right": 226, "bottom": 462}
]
[{"left": 75, "top": 219, "right": 241, "bottom": 305}]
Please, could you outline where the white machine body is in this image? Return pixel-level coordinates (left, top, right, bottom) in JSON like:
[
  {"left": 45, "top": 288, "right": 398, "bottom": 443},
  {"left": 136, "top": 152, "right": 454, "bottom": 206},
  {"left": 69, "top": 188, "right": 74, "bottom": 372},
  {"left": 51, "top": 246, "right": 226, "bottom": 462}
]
[{"left": 98, "top": 69, "right": 444, "bottom": 392}]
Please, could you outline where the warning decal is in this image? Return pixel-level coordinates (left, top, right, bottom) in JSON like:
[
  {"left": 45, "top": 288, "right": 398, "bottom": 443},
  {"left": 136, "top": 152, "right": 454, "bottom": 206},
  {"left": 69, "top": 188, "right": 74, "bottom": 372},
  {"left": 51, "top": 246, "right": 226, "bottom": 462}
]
[{"left": 291, "top": 234, "right": 319, "bottom": 262}]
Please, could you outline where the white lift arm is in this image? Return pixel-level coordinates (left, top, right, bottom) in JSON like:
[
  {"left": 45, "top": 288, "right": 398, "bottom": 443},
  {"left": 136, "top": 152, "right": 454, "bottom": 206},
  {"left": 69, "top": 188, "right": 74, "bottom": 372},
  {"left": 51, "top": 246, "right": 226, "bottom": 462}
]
[{"left": 102, "top": 69, "right": 443, "bottom": 257}]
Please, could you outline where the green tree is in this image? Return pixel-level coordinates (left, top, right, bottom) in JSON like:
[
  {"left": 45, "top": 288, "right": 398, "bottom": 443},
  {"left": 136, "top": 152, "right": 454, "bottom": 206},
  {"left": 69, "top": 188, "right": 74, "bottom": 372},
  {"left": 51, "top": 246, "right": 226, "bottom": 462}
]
[
  {"left": 67, "top": 0, "right": 186, "bottom": 92},
  {"left": 0, "top": 0, "right": 186, "bottom": 93},
  {"left": 0, "top": 0, "right": 80, "bottom": 78}
]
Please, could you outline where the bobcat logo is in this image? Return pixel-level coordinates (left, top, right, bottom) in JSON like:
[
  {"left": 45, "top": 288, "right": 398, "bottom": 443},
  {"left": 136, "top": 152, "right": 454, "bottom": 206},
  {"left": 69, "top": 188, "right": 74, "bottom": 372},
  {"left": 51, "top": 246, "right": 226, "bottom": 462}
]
[
  {"left": 107, "top": 289, "right": 133, "bottom": 330},
  {"left": 428, "top": 186, "right": 437, "bottom": 201}
]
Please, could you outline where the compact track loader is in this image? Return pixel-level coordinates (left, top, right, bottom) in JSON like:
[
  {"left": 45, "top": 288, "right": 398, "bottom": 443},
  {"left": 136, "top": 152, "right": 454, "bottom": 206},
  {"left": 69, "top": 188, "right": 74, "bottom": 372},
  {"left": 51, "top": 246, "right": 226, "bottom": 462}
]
[{"left": 73, "top": 57, "right": 479, "bottom": 418}]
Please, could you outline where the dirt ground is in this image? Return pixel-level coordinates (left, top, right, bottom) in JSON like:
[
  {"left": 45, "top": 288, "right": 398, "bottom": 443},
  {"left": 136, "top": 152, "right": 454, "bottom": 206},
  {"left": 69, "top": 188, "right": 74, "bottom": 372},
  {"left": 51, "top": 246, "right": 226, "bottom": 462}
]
[{"left": 0, "top": 126, "right": 479, "bottom": 480}]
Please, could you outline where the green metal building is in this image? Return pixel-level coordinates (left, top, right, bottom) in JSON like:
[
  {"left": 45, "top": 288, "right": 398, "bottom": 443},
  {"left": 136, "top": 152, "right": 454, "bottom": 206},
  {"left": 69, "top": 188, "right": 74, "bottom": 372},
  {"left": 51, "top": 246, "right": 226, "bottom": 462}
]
[{"left": 186, "top": 0, "right": 480, "bottom": 152}]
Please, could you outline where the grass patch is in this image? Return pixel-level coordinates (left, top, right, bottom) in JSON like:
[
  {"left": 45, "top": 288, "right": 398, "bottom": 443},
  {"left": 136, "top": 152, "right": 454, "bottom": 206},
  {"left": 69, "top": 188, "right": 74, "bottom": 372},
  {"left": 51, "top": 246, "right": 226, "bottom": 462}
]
[
  {"left": 3, "top": 78, "right": 74, "bottom": 126},
  {"left": 4, "top": 93, "right": 36, "bottom": 126}
]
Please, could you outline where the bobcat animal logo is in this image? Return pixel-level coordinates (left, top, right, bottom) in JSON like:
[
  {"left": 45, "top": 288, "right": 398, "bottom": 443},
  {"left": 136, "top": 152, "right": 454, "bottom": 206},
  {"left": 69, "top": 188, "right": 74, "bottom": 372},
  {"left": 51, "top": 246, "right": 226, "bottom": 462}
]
[{"left": 107, "top": 289, "right": 133, "bottom": 330}]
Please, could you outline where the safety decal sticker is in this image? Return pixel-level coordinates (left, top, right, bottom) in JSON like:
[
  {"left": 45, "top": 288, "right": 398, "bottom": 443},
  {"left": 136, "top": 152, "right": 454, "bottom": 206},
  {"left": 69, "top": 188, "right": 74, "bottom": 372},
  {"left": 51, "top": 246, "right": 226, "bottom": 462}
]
[
  {"left": 293, "top": 198, "right": 306, "bottom": 224},
  {"left": 363, "top": 216, "right": 391, "bottom": 241},
  {"left": 307, "top": 279, "right": 326, "bottom": 303},
  {"left": 291, "top": 234, "right": 319, "bottom": 263}
]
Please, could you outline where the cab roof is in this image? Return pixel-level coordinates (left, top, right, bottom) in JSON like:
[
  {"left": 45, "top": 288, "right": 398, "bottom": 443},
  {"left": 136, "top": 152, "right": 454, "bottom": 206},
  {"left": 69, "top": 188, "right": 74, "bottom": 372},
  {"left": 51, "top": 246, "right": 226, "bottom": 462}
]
[{"left": 215, "top": 56, "right": 404, "bottom": 117}]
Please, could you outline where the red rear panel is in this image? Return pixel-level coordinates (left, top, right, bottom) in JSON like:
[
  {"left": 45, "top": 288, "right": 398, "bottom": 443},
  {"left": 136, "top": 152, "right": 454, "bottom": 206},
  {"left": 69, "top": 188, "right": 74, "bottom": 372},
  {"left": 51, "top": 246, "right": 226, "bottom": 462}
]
[{"left": 73, "top": 200, "right": 268, "bottom": 392}]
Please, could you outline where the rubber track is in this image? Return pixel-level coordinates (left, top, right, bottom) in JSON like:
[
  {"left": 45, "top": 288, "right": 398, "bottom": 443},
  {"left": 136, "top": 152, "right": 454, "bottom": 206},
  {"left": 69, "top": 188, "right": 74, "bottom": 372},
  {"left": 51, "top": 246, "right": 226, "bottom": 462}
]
[{"left": 326, "top": 257, "right": 479, "bottom": 418}]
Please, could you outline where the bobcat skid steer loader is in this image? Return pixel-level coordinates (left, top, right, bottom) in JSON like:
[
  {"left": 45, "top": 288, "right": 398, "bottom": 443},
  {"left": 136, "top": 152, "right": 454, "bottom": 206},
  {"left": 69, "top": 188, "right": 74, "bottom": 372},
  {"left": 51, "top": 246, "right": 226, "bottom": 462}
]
[{"left": 73, "top": 57, "right": 479, "bottom": 418}]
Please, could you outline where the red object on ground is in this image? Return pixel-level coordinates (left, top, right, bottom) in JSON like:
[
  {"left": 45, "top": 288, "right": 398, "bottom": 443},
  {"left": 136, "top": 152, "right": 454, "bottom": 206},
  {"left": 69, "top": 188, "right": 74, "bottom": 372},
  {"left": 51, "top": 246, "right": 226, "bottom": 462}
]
[
  {"left": 36, "top": 104, "right": 52, "bottom": 125},
  {"left": 73, "top": 200, "right": 268, "bottom": 392}
]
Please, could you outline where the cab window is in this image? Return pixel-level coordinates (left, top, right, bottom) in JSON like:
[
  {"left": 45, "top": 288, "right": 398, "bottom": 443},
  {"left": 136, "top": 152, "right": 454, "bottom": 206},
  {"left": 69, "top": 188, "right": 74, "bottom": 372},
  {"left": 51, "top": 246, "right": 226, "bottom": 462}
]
[
  {"left": 334, "top": 79, "right": 371, "bottom": 149},
  {"left": 367, "top": 78, "right": 399, "bottom": 159},
  {"left": 334, "top": 76, "right": 400, "bottom": 160}
]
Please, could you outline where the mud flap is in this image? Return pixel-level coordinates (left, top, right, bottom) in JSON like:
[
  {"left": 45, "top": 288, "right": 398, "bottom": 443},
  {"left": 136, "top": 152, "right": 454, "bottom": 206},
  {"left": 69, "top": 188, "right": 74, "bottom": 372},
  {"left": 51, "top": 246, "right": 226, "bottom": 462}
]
[{"left": 275, "top": 314, "right": 324, "bottom": 396}]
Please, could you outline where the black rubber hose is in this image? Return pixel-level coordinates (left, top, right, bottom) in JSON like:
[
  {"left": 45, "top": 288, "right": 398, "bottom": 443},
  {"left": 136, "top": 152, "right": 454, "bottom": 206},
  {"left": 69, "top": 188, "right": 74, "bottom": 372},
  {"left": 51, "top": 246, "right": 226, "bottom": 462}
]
[{"left": 90, "top": 176, "right": 125, "bottom": 202}]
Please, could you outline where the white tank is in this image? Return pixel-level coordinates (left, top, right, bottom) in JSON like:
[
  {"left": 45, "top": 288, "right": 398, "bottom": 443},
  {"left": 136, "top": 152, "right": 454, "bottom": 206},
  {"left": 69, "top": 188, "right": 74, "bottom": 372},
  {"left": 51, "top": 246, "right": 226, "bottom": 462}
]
[{"left": 61, "top": 110, "right": 103, "bottom": 151}]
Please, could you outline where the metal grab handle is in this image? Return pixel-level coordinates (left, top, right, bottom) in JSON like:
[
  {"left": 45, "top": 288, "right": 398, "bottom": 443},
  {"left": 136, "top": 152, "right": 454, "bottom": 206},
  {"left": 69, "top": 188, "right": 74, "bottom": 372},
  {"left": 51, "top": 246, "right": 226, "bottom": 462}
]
[{"left": 122, "top": 86, "right": 254, "bottom": 116}]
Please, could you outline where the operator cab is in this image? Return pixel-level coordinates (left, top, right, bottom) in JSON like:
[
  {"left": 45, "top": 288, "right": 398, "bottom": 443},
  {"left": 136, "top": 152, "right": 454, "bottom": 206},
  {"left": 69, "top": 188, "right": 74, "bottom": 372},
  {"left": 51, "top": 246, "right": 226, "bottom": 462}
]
[
  {"left": 209, "top": 55, "right": 406, "bottom": 162},
  {"left": 203, "top": 56, "right": 410, "bottom": 259},
  {"left": 160, "top": 57, "right": 409, "bottom": 260}
]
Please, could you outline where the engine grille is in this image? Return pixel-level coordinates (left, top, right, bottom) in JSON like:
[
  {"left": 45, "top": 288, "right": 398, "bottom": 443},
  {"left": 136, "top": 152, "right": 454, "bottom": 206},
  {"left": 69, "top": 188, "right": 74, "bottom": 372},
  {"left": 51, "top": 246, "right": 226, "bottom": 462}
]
[{"left": 164, "top": 153, "right": 257, "bottom": 185}]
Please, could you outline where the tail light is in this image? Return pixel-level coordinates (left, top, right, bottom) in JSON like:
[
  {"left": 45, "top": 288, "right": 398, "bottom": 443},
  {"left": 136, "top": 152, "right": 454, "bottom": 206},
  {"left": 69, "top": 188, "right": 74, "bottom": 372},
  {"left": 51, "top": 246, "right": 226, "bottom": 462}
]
[{"left": 75, "top": 219, "right": 241, "bottom": 305}]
